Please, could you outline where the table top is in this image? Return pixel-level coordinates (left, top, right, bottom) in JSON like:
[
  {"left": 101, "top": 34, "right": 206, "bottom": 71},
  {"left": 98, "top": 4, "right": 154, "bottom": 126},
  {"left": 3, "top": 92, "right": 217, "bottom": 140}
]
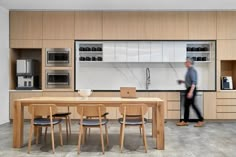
[{"left": 16, "top": 97, "right": 163, "bottom": 104}]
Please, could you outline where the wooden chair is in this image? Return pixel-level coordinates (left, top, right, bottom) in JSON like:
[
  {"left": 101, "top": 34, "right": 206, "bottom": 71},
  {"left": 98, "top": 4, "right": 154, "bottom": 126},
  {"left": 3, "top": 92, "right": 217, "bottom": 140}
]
[
  {"left": 50, "top": 106, "right": 72, "bottom": 141},
  {"left": 28, "top": 104, "right": 63, "bottom": 154},
  {"left": 118, "top": 104, "right": 148, "bottom": 153},
  {"left": 77, "top": 104, "right": 109, "bottom": 154}
]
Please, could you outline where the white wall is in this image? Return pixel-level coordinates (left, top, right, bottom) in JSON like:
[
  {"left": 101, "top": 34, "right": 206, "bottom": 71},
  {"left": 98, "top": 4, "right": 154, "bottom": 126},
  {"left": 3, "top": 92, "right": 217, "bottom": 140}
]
[{"left": 0, "top": 6, "right": 9, "bottom": 124}]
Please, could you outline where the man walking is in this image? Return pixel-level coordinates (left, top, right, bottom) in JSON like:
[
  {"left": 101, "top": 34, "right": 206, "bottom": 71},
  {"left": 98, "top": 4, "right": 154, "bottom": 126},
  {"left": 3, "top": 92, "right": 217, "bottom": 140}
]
[{"left": 176, "top": 57, "right": 204, "bottom": 127}]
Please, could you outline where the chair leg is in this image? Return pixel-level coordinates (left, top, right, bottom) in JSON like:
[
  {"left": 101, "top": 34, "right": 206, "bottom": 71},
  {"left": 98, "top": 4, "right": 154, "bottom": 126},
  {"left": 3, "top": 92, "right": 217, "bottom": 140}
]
[
  {"left": 36, "top": 126, "right": 39, "bottom": 144},
  {"left": 78, "top": 126, "right": 83, "bottom": 154},
  {"left": 50, "top": 125, "right": 55, "bottom": 154},
  {"left": 68, "top": 115, "right": 72, "bottom": 135},
  {"left": 119, "top": 125, "right": 122, "bottom": 146},
  {"left": 99, "top": 125, "right": 105, "bottom": 154},
  {"left": 139, "top": 126, "right": 142, "bottom": 135},
  {"left": 105, "top": 125, "right": 109, "bottom": 146},
  {"left": 65, "top": 116, "right": 69, "bottom": 141},
  {"left": 141, "top": 124, "right": 148, "bottom": 153},
  {"left": 28, "top": 124, "right": 34, "bottom": 154},
  {"left": 82, "top": 128, "right": 86, "bottom": 144},
  {"left": 59, "top": 123, "right": 63, "bottom": 146},
  {"left": 120, "top": 124, "right": 125, "bottom": 153},
  {"left": 44, "top": 127, "right": 48, "bottom": 144}
]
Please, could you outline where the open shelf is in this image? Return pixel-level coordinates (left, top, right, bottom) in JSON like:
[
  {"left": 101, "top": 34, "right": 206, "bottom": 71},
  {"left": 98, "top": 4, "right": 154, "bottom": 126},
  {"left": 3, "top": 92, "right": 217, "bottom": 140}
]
[
  {"left": 10, "top": 49, "right": 42, "bottom": 90},
  {"left": 221, "top": 60, "right": 236, "bottom": 90}
]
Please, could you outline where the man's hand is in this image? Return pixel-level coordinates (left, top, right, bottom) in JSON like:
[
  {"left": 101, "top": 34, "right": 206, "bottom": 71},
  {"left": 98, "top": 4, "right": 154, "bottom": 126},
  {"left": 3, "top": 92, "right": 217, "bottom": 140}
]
[
  {"left": 187, "top": 92, "right": 193, "bottom": 98},
  {"left": 177, "top": 80, "right": 184, "bottom": 84}
]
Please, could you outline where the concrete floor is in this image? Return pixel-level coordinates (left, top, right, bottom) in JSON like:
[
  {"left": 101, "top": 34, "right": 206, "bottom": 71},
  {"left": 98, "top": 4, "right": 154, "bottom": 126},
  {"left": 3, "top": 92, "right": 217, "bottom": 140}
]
[{"left": 0, "top": 121, "right": 236, "bottom": 157}]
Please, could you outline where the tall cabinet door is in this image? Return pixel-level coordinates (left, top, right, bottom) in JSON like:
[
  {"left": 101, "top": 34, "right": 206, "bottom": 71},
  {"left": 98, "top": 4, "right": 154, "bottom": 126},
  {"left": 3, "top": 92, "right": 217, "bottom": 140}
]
[
  {"left": 217, "top": 12, "right": 236, "bottom": 39},
  {"left": 10, "top": 11, "right": 43, "bottom": 39},
  {"left": 43, "top": 12, "right": 74, "bottom": 39},
  {"left": 75, "top": 12, "right": 102, "bottom": 39},
  {"left": 189, "top": 12, "right": 217, "bottom": 40}
]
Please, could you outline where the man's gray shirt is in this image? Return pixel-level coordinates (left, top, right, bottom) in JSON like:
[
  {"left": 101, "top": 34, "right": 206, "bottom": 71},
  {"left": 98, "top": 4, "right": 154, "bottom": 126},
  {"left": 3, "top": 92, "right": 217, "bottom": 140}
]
[{"left": 185, "top": 66, "right": 197, "bottom": 88}]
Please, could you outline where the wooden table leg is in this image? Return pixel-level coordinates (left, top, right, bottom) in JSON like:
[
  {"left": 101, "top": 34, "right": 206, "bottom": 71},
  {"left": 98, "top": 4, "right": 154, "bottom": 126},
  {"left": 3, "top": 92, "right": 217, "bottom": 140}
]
[
  {"left": 13, "top": 101, "right": 24, "bottom": 148},
  {"left": 152, "top": 106, "right": 157, "bottom": 138},
  {"left": 156, "top": 102, "right": 164, "bottom": 150}
]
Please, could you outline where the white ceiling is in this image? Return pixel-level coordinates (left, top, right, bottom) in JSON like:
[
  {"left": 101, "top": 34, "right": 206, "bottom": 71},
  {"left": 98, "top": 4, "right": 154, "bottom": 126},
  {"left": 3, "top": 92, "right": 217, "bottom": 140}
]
[{"left": 0, "top": 0, "right": 236, "bottom": 11}]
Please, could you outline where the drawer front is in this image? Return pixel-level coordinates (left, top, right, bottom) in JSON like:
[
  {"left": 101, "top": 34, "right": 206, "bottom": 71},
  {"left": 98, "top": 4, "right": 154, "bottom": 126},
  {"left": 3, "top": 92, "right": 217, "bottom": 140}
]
[
  {"left": 217, "top": 99, "right": 236, "bottom": 106},
  {"left": 167, "top": 111, "right": 180, "bottom": 119},
  {"left": 217, "top": 92, "right": 236, "bottom": 98},
  {"left": 217, "top": 113, "right": 236, "bottom": 119},
  {"left": 167, "top": 92, "right": 180, "bottom": 101},
  {"left": 168, "top": 101, "right": 180, "bottom": 110},
  {"left": 217, "top": 106, "right": 236, "bottom": 112}
]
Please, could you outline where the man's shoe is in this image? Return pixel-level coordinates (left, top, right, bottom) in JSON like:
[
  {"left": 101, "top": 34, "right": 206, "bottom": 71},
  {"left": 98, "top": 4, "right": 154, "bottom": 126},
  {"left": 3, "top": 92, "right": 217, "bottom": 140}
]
[
  {"left": 176, "top": 121, "right": 188, "bottom": 126},
  {"left": 194, "top": 121, "right": 204, "bottom": 127}
]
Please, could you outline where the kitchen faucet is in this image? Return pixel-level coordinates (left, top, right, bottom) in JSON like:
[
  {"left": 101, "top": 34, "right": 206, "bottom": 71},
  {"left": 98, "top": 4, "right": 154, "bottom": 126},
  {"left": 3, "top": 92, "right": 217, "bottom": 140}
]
[{"left": 146, "top": 67, "right": 151, "bottom": 90}]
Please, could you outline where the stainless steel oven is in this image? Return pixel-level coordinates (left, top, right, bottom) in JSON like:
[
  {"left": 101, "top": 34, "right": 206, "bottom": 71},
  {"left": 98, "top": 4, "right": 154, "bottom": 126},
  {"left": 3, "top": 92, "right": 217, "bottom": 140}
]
[
  {"left": 46, "top": 70, "right": 71, "bottom": 88},
  {"left": 46, "top": 48, "right": 71, "bottom": 66}
]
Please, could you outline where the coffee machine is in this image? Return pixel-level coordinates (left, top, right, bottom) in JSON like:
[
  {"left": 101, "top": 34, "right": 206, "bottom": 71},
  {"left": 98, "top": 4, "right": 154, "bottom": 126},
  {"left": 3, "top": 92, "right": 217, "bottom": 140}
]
[{"left": 16, "top": 59, "right": 39, "bottom": 89}]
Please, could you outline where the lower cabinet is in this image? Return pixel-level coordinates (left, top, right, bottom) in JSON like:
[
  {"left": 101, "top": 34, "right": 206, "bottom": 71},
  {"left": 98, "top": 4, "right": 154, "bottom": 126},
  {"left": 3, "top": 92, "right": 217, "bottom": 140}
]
[
  {"left": 166, "top": 92, "right": 180, "bottom": 119},
  {"left": 216, "top": 94, "right": 236, "bottom": 119}
]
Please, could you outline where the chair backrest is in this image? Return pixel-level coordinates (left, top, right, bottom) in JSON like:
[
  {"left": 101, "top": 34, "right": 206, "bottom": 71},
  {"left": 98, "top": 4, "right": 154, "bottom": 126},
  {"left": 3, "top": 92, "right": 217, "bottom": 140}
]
[
  {"left": 119, "top": 104, "right": 148, "bottom": 116},
  {"left": 28, "top": 104, "right": 57, "bottom": 117},
  {"left": 77, "top": 104, "right": 106, "bottom": 117}
]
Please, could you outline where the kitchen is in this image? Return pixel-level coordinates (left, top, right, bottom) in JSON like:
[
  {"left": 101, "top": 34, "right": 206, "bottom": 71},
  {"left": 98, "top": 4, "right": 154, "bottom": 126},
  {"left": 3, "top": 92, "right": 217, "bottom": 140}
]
[{"left": 1, "top": 0, "right": 236, "bottom": 156}]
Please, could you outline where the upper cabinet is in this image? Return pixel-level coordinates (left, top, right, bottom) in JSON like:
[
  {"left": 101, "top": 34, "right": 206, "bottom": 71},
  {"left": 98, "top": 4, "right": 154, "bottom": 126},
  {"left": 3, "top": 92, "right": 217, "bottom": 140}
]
[
  {"left": 10, "top": 11, "right": 43, "bottom": 40},
  {"left": 217, "top": 40, "right": 236, "bottom": 60},
  {"left": 217, "top": 12, "right": 236, "bottom": 39},
  {"left": 188, "top": 12, "right": 217, "bottom": 40},
  {"left": 144, "top": 12, "right": 189, "bottom": 40},
  {"left": 75, "top": 12, "right": 103, "bottom": 40},
  {"left": 103, "top": 12, "right": 145, "bottom": 40},
  {"left": 43, "top": 12, "right": 75, "bottom": 39},
  {"left": 103, "top": 12, "right": 188, "bottom": 40}
]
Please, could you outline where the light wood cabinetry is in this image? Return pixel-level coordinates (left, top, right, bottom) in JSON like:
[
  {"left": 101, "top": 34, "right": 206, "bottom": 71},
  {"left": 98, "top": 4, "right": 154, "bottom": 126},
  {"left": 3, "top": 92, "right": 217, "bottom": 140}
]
[
  {"left": 103, "top": 12, "right": 145, "bottom": 40},
  {"left": 10, "top": 91, "right": 43, "bottom": 119},
  {"left": 144, "top": 12, "right": 188, "bottom": 40},
  {"left": 43, "top": 12, "right": 74, "bottom": 39},
  {"left": 75, "top": 12, "right": 102, "bottom": 39},
  {"left": 188, "top": 12, "right": 217, "bottom": 39},
  {"left": 167, "top": 92, "right": 180, "bottom": 119},
  {"left": 42, "top": 40, "right": 74, "bottom": 91},
  {"left": 217, "top": 40, "right": 236, "bottom": 60},
  {"left": 203, "top": 92, "right": 216, "bottom": 119},
  {"left": 10, "top": 40, "right": 42, "bottom": 48},
  {"left": 10, "top": 11, "right": 43, "bottom": 40},
  {"left": 217, "top": 12, "right": 236, "bottom": 39},
  {"left": 216, "top": 91, "right": 236, "bottom": 119}
]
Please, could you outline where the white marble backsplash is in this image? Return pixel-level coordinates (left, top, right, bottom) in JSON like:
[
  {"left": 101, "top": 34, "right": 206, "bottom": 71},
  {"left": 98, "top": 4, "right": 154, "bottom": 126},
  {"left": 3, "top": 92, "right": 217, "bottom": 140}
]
[{"left": 75, "top": 62, "right": 215, "bottom": 90}]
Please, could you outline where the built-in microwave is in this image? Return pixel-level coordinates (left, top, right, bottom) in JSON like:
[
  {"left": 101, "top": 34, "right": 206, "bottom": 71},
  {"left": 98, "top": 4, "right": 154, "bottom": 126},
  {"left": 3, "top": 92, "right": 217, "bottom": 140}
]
[
  {"left": 46, "top": 70, "right": 71, "bottom": 88},
  {"left": 46, "top": 48, "right": 71, "bottom": 66}
]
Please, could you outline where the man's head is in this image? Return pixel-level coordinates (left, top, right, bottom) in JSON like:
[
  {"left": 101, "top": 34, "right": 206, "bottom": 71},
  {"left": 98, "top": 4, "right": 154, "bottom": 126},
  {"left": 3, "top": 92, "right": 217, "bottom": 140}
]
[{"left": 185, "top": 57, "right": 193, "bottom": 68}]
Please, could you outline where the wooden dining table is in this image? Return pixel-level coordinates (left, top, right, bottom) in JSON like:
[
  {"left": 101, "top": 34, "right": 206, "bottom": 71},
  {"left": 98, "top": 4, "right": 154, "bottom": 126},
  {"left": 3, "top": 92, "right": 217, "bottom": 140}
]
[{"left": 13, "top": 97, "right": 164, "bottom": 150}]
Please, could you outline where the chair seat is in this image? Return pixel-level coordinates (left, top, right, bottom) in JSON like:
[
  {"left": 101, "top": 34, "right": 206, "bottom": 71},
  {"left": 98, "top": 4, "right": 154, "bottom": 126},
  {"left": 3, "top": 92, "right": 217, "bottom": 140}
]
[
  {"left": 34, "top": 118, "right": 62, "bottom": 126},
  {"left": 118, "top": 118, "right": 147, "bottom": 125},
  {"left": 79, "top": 119, "right": 109, "bottom": 126},
  {"left": 52, "top": 112, "right": 71, "bottom": 117}
]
